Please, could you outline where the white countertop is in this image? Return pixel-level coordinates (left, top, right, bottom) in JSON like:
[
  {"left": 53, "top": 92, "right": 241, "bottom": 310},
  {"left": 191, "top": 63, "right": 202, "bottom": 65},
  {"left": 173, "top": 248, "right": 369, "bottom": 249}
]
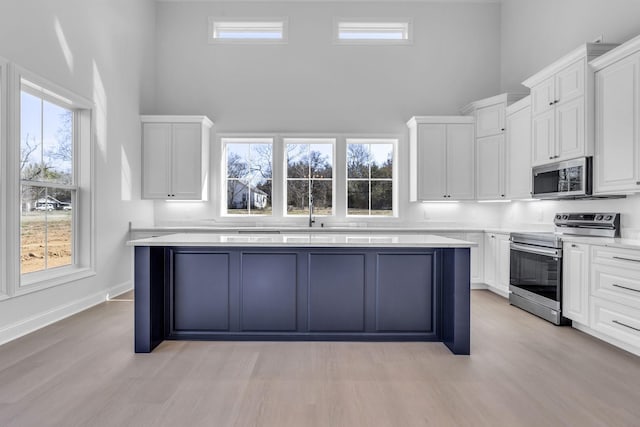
[
  {"left": 557, "top": 234, "right": 640, "bottom": 250},
  {"left": 127, "top": 232, "right": 477, "bottom": 248}
]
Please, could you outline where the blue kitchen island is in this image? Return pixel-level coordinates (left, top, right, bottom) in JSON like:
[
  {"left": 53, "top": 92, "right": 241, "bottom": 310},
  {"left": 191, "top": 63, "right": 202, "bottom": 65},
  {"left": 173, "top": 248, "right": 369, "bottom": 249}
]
[{"left": 127, "top": 233, "right": 474, "bottom": 355}]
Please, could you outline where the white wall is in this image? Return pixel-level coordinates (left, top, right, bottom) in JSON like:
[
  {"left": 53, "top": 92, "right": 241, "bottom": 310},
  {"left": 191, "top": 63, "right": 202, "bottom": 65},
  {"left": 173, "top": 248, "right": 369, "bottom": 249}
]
[
  {"left": 152, "top": 0, "right": 503, "bottom": 226},
  {"left": 500, "top": 0, "right": 640, "bottom": 91},
  {"left": 0, "top": 0, "right": 156, "bottom": 342}
]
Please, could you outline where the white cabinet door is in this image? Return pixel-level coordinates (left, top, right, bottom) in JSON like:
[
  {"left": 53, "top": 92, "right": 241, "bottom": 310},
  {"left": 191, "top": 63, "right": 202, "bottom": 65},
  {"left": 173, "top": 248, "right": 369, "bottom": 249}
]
[
  {"left": 476, "top": 103, "right": 504, "bottom": 138},
  {"left": 171, "top": 123, "right": 203, "bottom": 199},
  {"left": 532, "top": 110, "right": 555, "bottom": 166},
  {"left": 483, "top": 233, "right": 497, "bottom": 287},
  {"left": 417, "top": 124, "right": 448, "bottom": 200},
  {"left": 556, "top": 59, "right": 585, "bottom": 104},
  {"left": 555, "top": 96, "right": 585, "bottom": 161},
  {"left": 595, "top": 52, "right": 640, "bottom": 193},
  {"left": 506, "top": 102, "right": 532, "bottom": 199},
  {"left": 476, "top": 135, "right": 504, "bottom": 200},
  {"left": 465, "top": 232, "right": 484, "bottom": 284},
  {"left": 496, "top": 234, "right": 512, "bottom": 295},
  {"left": 563, "top": 242, "right": 589, "bottom": 324},
  {"left": 531, "top": 77, "right": 555, "bottom": 116},
  {"left": 446, "top": 124, "right": 475, "bottom": 200},
  {"left": 142, "top": 123, "right": 172, "bottom": 199}
]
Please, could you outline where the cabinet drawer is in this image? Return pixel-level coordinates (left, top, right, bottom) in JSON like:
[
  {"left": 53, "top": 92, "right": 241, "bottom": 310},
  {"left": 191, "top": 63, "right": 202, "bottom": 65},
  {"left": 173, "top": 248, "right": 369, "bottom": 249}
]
[
  {"left": 592, "top": 263, "right": 640, "bottom": 310},
  {"left": 592, "top": 245, "right": 640, "bottom": 269},
  {"left": 590, "top": 297, "right": 640, "bottom": 350}
]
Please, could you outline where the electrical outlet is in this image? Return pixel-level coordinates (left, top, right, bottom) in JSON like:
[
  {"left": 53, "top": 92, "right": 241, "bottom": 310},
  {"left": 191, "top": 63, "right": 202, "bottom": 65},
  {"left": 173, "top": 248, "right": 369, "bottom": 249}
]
[{"left": 592, "top": 34, "right": 604, "bottom": 44}]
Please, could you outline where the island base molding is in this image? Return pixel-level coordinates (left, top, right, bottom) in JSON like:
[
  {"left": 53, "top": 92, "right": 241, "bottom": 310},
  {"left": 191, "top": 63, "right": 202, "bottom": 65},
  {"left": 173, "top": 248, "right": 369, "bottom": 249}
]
[{"left": 134, "top": 246, "right": 470, "bottom": 355}]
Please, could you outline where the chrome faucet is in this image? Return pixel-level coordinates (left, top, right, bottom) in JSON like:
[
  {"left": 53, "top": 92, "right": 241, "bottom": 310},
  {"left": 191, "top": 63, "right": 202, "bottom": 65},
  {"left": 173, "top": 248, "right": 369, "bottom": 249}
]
[{"left": 309, "top": 195, "right": 315, "bottom": 228}]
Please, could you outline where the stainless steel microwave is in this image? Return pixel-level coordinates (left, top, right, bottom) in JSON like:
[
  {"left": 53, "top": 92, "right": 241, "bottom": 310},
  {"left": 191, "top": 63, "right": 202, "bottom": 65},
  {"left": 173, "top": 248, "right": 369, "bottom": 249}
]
[{"left": 532, "top": 157, "right": 592, "bottom": 199}]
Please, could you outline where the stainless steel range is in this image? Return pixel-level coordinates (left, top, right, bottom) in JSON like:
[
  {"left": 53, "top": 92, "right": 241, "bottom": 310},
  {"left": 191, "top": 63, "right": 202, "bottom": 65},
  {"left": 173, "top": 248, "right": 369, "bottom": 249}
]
[{"left": 509, "top": 212, "right": 620, "bottom": 325}]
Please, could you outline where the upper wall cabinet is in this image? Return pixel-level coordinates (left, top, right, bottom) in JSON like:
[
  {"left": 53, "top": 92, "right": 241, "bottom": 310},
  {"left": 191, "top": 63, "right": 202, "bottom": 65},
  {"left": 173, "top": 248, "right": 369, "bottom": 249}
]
[
  {"left": 523, "top": 43, "right": 618, "bottom": 167},
  {"left": 462, "top": 93, "right": 527, "bottom": 200},
  {"left": 407, "top": 116, "right": 475, "bottom": 201},
  {"left": 141, "top": 115, "right": 213, "bottom": 200},
  {"left": 591, "top": 35, "right": 640, "bottom": 195},
  {"left": 505, "top": 96, "right": 532, "bottom": 199}
]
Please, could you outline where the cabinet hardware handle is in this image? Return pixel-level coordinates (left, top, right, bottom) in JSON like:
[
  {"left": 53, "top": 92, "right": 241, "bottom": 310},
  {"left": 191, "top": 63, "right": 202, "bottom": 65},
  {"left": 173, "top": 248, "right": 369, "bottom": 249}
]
[
  {"left": 571, "top": 244, "right": 578, "bottom": 248},
  {"left": 549, "top": 102, "right": 554, "bottom": 106},
  {"left": 612, "top": 284, "right": 640, "bottom": 293},
  {"left": 554, "top": 100, "right": 559, "bottom": 104},
  {"left": 636, "top": 181, "right": 640, "bottom": 185},
  {"left": 549, "top": 156, "right": 553, "bottom": 160},
  {"left": 501, "top": 128, "right": 505, "bottom": 131},
  {"left": 613, "top": 256, "right": 640, "bottom": 263},
  {"left": 501, "top": 194, "right": 505, "bottom": 197},
  {"left": 612, "top": 320, "right": 640, "bottom": 333}
]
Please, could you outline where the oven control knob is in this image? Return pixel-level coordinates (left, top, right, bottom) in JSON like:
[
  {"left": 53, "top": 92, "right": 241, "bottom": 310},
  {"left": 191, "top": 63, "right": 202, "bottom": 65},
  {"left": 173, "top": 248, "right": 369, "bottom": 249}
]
[
  {"left": 595, "top": 214, "right": 603, "bottom": 221},
  {"left": 604, "top": 215, "right": 612, "bottom": 221},
  {"left": 562, "top": 215, "right": 569, "bottom": 220},
  {"left": 555, "top": 214, "right": 562, "bottom": 220}
]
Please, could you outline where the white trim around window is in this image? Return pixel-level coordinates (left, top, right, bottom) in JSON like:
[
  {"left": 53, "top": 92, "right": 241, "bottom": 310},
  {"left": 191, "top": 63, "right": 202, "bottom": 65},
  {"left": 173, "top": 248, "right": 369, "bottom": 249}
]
[
  {"left": 5, "top": 65, "right": 95, "bottom": 297},
  {"left": 334, "top": 18, "right": 412, "bottom": 45},
  {"left": 0, "top": 58, "right": 8, "bottom": 300},
  {"left": 208, "top": 17, "right": 289, "bottom": 44}
]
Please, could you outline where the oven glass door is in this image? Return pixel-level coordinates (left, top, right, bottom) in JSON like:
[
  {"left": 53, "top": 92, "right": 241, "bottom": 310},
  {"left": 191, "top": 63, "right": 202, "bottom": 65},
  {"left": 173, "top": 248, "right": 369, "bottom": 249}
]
[{"left": 510, "top": 246, "right": 561, "bottom": 302}]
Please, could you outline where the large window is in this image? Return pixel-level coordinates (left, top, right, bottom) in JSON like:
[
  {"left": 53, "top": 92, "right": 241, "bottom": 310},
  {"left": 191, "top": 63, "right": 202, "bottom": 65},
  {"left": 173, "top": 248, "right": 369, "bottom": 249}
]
[
  {"left": 285, "top": 139, "right": 334, "bottom": 216},
  {"left": 20, "top": 85, "right": 76, "bottom": 274},
  {"left": 347, "top": 139, "right": 395, "bottom": 216},
  {"left": 224, "top": 138, "right": 273, "bottom": 215}
]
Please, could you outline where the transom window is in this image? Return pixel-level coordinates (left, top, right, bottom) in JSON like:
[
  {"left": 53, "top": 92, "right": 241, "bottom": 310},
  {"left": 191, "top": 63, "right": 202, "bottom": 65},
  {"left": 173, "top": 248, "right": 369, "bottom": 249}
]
[
  {"left": 347, "top": 139, "right": 395, "bottom": 216},
  {"left": 20, "top": 84, "right": 76, "bottom": 274},
  {"left": 224, "top": 138, "right": 273, "bottom": 215},
  {"left": 336, "top": 20, "right": 411, "bottom": 44},
  {"left": 285, "top": 138, "right": 335, "bottom": 216},
  {"left": 209, "top": 19, "right": 287, "bottom": 43}
]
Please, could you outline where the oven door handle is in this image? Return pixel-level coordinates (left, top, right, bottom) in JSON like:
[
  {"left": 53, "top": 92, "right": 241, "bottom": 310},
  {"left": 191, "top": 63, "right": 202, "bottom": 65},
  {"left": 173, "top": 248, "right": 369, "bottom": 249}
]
[{"left": 510, "top": 243, "right": 561, "bottom": 258}]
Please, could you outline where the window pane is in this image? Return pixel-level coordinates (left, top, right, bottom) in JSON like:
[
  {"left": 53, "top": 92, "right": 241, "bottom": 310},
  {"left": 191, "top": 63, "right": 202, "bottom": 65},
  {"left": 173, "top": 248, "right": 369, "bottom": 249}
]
[
  {"left": 287, "top": 180, "right": 309, "bottom": 215},
  {"left": 21, "top": 91, "right": 43, "bottom": 181},
  {"left": 347, "top": 144, "right": 370, "bottom": 178},
  {"left": 42, "top": 100, "right": 73, "bottom": 184},
  {"left": 250, "top": 143, "right": 273, "bottom": 180},
  {"left": 227, "top": 180, "right": 249, "bottom": 214},
  {"left": 370, "top": 144, "right": 393, "bottom": 179},
  {"left": 20, "top": 186, "right": 73, "bottom": 274},
  {"left": 309, "top": 144, "right": 333, "bottom": 178},
  {"left": 287, "top": 144, "right": 309, "bottom": 178},
  {"left": 371, "top": 181, "right": 393, "bottom": 216},
  {"left": 347, "top": 181, "right": 369, "bottom": 215},
  {"left": 311, "top": 180, "right": 332, "bottom": 215},
  {"left": 227, "top": 144, "right": 250, "bottom": 179}
]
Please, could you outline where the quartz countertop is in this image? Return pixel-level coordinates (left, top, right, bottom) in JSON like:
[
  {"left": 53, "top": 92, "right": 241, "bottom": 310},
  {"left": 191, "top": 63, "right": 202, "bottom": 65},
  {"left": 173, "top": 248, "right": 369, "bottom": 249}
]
[{"left": 127, "top": 232, "right": 478, "bottom": 248}]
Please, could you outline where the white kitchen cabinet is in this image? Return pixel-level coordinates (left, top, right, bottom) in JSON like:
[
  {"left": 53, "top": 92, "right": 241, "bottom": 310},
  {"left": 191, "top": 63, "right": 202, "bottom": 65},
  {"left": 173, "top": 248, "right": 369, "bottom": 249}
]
[
  {"left": 505, "top": 96, "right": 532, "bottom": 199},
  {"left": 407, "top": 116, "right": 475, "bottom": 201},
  {"left": 523, "top": 43, "right": 618, "bottom": 167},
  {"left": 465, "top": 232, "right": 485, "bottom": 286},
  {"left": 563, "top": 242, "right": 590, "bottom": 324},
  {"left": 462, "top": 93, "right": 526, "bottom": 200},
  {"left": 483, "top": 231, "right": 510, "bottom": 297},
  {"left": 592, "top": 35, "right": 640, "bottom": 195},
  {"left": 141, "top": 115, "right": 213, "bottom": 200}
]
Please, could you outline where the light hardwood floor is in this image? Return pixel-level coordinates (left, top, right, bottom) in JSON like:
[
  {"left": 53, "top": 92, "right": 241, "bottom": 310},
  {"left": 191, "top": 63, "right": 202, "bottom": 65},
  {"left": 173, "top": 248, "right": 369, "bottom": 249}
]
[{"left": 1, "top": 290, "right": 639, "bottom": 426}]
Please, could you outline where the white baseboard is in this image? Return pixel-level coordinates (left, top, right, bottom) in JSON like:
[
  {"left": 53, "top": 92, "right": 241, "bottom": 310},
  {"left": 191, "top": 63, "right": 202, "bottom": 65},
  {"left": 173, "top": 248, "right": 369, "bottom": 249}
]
[
  {"left": 471, "top": 282, "right": 488, "bottom": 290},
  {"left": 0, "top": 280, "right": 132, "bottom": 347},
  {"left": 486, "top": 284, "right": 509, "bottom": 299}
]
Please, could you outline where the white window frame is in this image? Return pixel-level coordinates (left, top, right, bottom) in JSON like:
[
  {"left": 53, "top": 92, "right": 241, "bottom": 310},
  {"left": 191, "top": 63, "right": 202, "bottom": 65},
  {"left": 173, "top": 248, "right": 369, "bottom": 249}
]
[
  {"left": 208, "top": 17, "right": 288, "bottom": 44},
  {"left": 222, "top": 136, "right": 275, "bottom": 217},
  {"left": 283, "top": 137, "right": 336, "bottom": 218},
  {"left": 0, "top": 58, "right": 8, "bottom": 300},
  {"left": 6, "top": 65, "right": 95, "bottom": 296},
  {"left": 345, "top": 138, "right": 398, "bottom": 218},
  {"left": 334, "top": 18, "right": 412, "bottom": 45}
]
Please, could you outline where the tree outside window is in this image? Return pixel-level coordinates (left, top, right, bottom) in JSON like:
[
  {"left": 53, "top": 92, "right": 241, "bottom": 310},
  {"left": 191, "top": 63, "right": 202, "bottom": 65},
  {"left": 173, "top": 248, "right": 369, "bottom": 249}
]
[{"left": 225, "top": 139, "right": 273, "bottom": 215}]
